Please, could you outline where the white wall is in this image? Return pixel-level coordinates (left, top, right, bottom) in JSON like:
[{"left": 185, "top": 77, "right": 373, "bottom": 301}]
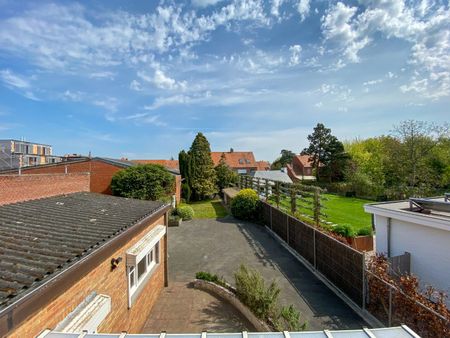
[{"left": 375, "top": 215, "right": 450, "bottom": 297}]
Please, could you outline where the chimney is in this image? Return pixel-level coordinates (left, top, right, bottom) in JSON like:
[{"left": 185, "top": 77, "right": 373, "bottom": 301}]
[{"left": 230, "top": 148, "right": 234, "bottom": 153}]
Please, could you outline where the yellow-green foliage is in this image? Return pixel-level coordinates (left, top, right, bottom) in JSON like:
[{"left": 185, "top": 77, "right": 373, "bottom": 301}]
[{"left": 231, "top": 189, "right": 260, "bottom": 220}]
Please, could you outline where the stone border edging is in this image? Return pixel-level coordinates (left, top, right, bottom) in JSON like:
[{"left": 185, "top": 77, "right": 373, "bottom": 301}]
[{"left": 192, "top": 279, "right": 271, "bottom": 332}]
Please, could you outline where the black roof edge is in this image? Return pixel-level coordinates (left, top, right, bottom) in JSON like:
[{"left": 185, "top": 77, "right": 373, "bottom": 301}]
[{"left": 0, "top": 203, "right": 170, "bottom": 337}]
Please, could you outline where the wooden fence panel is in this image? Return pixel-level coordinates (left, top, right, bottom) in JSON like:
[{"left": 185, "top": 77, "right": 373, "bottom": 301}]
[
  {"left": 288, "top": 216, "right": 315, "bottom": 266},
  {"left": 262, "top": 201, "right": 364, "bottom": 306},
  {"left": 271, "top": 207, "right": 288, "bottom": 242},
  {"left": 315, "top": 231, "right": 364, "bottom": 305}
]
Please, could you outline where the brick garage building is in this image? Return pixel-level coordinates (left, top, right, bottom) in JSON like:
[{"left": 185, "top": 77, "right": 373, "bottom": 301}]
[
  {"left": 0, "top": 173, "right": 90, "bottom": 206},
  {"left": 1, "top": 157, "right": 182, "bottom": 203},
  {"left": 0, "top": 192, "right": 170, "bottom": 337}
]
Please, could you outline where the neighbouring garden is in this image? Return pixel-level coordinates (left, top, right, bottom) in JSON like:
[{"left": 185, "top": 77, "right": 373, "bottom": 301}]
[{"left": 270, "top": 193, "right": 372, "bottom": 233}]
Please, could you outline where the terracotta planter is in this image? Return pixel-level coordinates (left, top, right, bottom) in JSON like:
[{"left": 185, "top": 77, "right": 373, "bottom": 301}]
[{"left": 347, "top": 235, "right": 373, "bottom": 252}]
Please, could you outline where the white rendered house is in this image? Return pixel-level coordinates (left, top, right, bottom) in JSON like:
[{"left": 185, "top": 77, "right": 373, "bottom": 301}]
[{"left": 364, "top": 196, "right": 450, "bottom": 298}]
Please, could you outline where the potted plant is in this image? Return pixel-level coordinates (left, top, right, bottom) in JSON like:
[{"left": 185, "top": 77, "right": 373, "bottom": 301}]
[{"left": 168, "top": 210, "right": 182, "bottom": 226}]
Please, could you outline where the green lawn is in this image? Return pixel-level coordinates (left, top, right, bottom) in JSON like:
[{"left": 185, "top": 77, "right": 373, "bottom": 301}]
[
  {"left": 321, "top": 194, "right": 372, "bottom": 231},
  {"left": 272, "top": 193, "right": 372, "bottom": 232},
  {"left": 180, "top": 199, "right": 228, "bottom": 219}
]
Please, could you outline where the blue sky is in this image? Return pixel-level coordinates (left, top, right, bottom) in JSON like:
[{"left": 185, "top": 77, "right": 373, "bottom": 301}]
[{"left": 0, "top": 0, "right": 449, "bottom": 161}]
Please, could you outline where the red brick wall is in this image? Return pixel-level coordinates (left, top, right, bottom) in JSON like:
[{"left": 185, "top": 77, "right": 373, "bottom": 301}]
[
  {"left": 0, "top": 173, "right": 90, "bottom": 205},
  {"left": 19, "top": 160, "right": 181, "bottom": 198},
  {"left": 9, "top": 215, "right": 167, "bottom": 338},
  {"left": 17, "top": 160, "right": 122, "bottom": 194}
]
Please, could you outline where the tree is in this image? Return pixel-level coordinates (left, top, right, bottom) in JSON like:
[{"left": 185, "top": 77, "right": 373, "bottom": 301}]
[
  {"left": 189, "top": 132, "right": 217, "bottom": 200},
  {"left": 111, "top": 164, "right": 175, "bottom": 201},
  {"left": 392, "top": 120, "right": 449, "bottom": 187},
  {"left": 215, "top": 153, "right": 238, "bottom": 192},
  {"left": 271, "top": 149, "right": 295, "bottom": 170},
  {"left": 301, "top": 123, "right": 347, "bottom": 181}
]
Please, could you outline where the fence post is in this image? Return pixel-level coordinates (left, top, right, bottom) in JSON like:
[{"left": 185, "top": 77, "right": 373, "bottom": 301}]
[
  {"left": 275, "top": 182, "right": 280, "bottom": 208},
  {"left": 313, "top": 187, "right": 320, "bottom": 226},
  {"left": 313, "top": 228, "right": 317, "bottom": 269},
  {"left": 270, "top": 204, "right": 273, "bottom": 229},
  {"left": 362, "top": 252, "right": 366, "bottom": 310},
  {"left": 388, "top": 286, "right": 392, "bottom": 327},
  {"left": 286, "top": 214, "right": 289, "bottom": 245},
  {"left": 290, "top": 185, "right": 296, "bottom": 215},
  {"left": 265, "top": 179, "right": 269, "bottom": 199},
  {"left": 256, "top": 178, "right": 260, "bottom": 194}
]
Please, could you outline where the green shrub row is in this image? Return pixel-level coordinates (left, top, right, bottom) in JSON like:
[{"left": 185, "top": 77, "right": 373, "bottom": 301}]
[{"left": 331, "top": 224, "right": 373, "bottom": 238}]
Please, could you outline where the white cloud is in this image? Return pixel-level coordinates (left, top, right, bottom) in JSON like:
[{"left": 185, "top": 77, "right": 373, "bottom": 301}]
[
  {"left": 0, "top": 69, "right": 40, "bottom": 101},
  {"left": 321, "top": 0, "right": 450, "bottom": 98},
  {"left": 297, "top": 0, "right": 310, "bottom": 22},
  {"left": 363, "top": 78, "right": 383, "bottom": 86},
  {"left": 93, "top": 97, "right": 119, "bottom": 112},
  {"left": 153, "top": 69, "right": 187, "bottom": 90},
  {"left": 321, "top": 2, "right": 370, "bottom": 63},
  {"left": 130, "top": 80, "right": 142, "bottom": 91},
  {"left": 192, "top": 0, "right": 223, "bottom": 8},
  {"left": 138, "top": 69, "right": 187, "bottom": 91},
  {"left": 289, "top": 44, "right": 302, "bottom": 66},
  {"left": 63, "top": 90, "right": 84, "bottom": 101},
  {"left": 89, "top": 71, "right": 115, "bottom": 80},
  {"left": 271, "top": 0, "right": 284, "bottom": 17},
  {"left": 0, "top": 1, "right": 271, "bottom": 74},
  {"left": 124, "top": 112, "right": 166, "bottom": 126},
  {"left": 0, "top": 69, "right": 30, "bottom": 89}
]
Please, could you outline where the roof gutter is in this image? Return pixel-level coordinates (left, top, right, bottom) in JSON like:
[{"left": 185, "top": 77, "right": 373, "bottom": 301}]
[{"left": 0, "top": 203, "right": 170, "bottom": 338}]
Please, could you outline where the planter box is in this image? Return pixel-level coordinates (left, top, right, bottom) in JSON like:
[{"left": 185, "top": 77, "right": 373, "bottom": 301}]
[
  {"left": 347, "top": 235, "right": 373, "bottom": 252},
  {"left": 168, "top": 217, "right": 182, "bottom": 227}
]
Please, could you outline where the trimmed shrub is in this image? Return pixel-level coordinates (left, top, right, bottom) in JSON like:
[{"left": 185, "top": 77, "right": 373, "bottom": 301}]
[
  {"left": 176, "top": 206, "right": 194, "bottom": 220},
  {"left": 357, "top": 227, "right": 373, "bottom": 236},
  {"left": 231, "top": 189, "right": 261, "bottom": 220},
  {"left": 332, "top": 224, "right": 356, "bottom": 238}
]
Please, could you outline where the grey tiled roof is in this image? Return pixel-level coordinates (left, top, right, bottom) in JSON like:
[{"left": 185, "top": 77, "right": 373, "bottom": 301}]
[{"left": 0, "top": 192, "right": 165, "bottom": 310}]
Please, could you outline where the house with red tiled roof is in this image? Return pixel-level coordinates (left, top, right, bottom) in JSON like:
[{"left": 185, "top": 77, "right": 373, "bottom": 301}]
[
  {"left": 286, "top": 154, "right": 316, "bottom": 181},
  {"left": 210, "top": 150, "right": 257, "bottom": 174},
  {"left": 256, "top": 160, "right": 270, "bottom": 171}
]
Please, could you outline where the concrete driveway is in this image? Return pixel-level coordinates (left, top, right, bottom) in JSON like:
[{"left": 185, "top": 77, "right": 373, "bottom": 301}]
[{"left": 168, "top": 216, "right": 367, "bottom": 330}]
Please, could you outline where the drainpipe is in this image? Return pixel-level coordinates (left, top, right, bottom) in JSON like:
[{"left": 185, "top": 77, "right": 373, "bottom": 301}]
[{"left": 387, "top": 217, "right": 391, "bottom": 257}]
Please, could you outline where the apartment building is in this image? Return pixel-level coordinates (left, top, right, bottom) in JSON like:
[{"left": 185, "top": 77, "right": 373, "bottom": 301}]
[{"left": 0, "top": 139, "right": 62, "bottom": 170}]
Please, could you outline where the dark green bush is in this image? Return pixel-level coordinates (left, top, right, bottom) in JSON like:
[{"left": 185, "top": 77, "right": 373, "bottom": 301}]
[
  {"left": 111, "top": 164, "right": 174, "bottom": 201},
  {"left": 182, "top": 183, "right": 191, "bottom": 202},
  {"left": 176, "top": 206, "right": 194, "bottom": 220},
  {"left": 231, "top": 189, "right": 261, "bottom": 220},
  {"left": 332, "top": 224, "right": 356, "bottom": 238},
  {"left": 357, "top": 227, "right": 373, "bottom": 236}
]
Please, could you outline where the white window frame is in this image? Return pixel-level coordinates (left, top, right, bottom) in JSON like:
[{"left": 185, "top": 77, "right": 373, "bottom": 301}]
[{"left": 126, "top": 225, "right": 165, "bottom": 308}]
